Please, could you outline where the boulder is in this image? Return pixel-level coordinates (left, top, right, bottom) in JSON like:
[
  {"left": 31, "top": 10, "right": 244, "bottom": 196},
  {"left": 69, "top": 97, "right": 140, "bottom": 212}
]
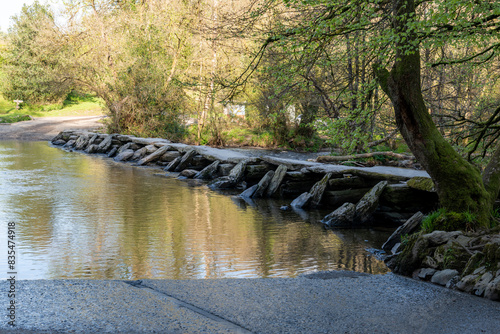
[
  {"left": 422, "top": 231, "right": 463, "bottom": 247},
  {"left": 208, "top": 176, "right": 238, "bottom": 190},
  {"left": 107, "top": 146, "right": 119, "bottom": 157},
  {"left": 391, "top": 243, "right": 402, "bottom": 254},
  {"left": 218, "top": 163, "right": 236, "bottom": 176},
  {"left": 228, "top": 161, "right": 247, "bottom": 183},
  {"left": 354, "top": 181, "right": 388, "bottom": 224},
  {"left": 240, "top": 184, "right": 259, "bottom": 198},
  {"left": 430, "top": 269, "right": 459, "bottom": 286},
  {"left": 144, "top": 145, "right": 158, "bottom": 154},
  {"left": 309, "top": 173, "right": 332, "bottom": 208},
  {"left": 164, "top": 157, "right": 181, "bottom": 172},
  {"left": 118, "top": 142, "right": 132, "bottom": 154},
  {"left": 407, "top": 176, "right": 436, "bottom": 192},
  {"left": 422, "top": 256, "right": 438, "bottom": 269},
  {"left": 417, "top": 268, "right": 437, "bottom": 280},
  {"left": 328, "top": 176, "right": 367, "bottom": 190},
  {"left": 484, "top": 275, "right": 500, "bottom": 301},
  {"left": 116, "top": 134, "right": 133, "bottom": 142},
  {"left": 321, "top": 202, "right": 356, "bottom": 228},
  {"left": 87, "top": 133, "right": 99, "bottom": 147},
  {"left": 137, "top": 145, "right": 170, "bottom": 166},
  {"left": 175, "top": 149, "right": 198, "bottom": 172},
  {"left": 132, "top": 147, "right": 148, "bottom": 161},
  {"left": 114, "top": 149, "right": 135, "bottom": 162},
  {"left": 179, "top": 169, "right": 198, "bottom": 178},
  {"left": 194, "top": 160, "right": 221, "bottom": 180},
  {"left": 85, "top": 144, "right": 98, "bottom": 154},
  {"left": 74, "top": 135, "right": 89, "bottom": 150},
  {"left": 51, "top": 132, "right": 64, "bottom": 143},
  {"left": 473, "top": 272, "right": 494, "bottom": 297},
  {"left": 160, "top": 151, "right": 181, "bottom": 162},
  {"left": 463, "top": 252, "right": 485, "bottom": 276},
  {"left": 97, "top": 135, "right": 114, "bottom": 153},
  {"left": 266, "top": 165, "right": 288, "bottom": 197},
  {"left": 252, "top": 170, "right": 275, "bottom": 198},
  {"left": 52, "top": 139, "right": 66, "bottom": 146},
  {"left": 382, "top": 212, "right": 424, "bottom": 252},
  {"left": 290, "top": 192, "right": 313, "bottom": 209},
  {"left": 456, "top": 274, "right": 479, "bottom": 293}
]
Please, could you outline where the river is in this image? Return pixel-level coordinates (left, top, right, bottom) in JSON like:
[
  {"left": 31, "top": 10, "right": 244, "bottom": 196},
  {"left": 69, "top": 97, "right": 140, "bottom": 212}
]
[{"left": 0, "top": 141, "right": 390, "bottom": 279}]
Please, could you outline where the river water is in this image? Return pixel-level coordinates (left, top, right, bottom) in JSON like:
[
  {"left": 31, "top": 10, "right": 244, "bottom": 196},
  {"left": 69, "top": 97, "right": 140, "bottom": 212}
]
[{"left": 0, "top": 141, "right": 390, "bottom": 279}]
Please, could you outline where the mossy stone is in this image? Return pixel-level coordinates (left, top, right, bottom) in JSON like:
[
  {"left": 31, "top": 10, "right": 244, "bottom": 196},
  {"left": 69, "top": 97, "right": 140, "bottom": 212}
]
[
  {"left": 407, "top": 177, "right": 435, "bottom": 192},
  {"left": 388, "top": 233, "right": 432, "bottom": 276}
]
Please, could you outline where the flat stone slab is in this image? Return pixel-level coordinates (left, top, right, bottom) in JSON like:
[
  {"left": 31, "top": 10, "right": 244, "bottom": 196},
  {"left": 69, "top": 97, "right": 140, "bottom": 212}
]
[
  {"left": 194, "top": 146, "right": 257, "bottom": 164},
  {"left": 260, "top": 156, "right": 429, "bottom": 180},
  {"left": 3, "top": 275, "right": 499, "bottom": 333}
]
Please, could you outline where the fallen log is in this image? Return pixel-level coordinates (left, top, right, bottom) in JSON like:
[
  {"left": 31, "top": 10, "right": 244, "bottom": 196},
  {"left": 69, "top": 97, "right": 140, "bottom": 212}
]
[{"left": 316, "top": 151, "right": 415, "bottom": 163}]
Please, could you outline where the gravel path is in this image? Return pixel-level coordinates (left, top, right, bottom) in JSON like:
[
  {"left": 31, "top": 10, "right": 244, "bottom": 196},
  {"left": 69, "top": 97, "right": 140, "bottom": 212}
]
[{"left": 0, "top": 116, "right": 104, "bottom": 141}]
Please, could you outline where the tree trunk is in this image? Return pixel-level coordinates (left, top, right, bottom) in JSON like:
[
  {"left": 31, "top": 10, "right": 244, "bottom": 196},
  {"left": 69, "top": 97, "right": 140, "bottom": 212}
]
[{"left": 375, "top": 0, "right": 495, "bottom": 227}]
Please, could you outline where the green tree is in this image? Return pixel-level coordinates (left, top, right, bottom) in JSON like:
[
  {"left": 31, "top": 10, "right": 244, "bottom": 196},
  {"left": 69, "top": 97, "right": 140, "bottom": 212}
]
[
  {"left": 60, "top": 0, "right": 195, "bottom": 139},
  {"left": 0, "top": 1, "right": 71, "bottom": 104},
  {"left": 253, "top": 0, "right": 500, "bottom": 227}
]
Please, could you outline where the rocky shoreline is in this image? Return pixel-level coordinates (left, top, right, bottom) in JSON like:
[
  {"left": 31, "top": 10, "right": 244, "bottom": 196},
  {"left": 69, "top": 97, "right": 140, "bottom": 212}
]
[{"left": 383, "top": 214, "right": 500, "bottom": 301}]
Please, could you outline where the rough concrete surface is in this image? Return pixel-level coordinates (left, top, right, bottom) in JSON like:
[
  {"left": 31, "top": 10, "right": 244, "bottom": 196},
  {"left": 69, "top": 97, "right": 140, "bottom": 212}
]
[
  {"left": 1, "top": 273, "right": 499, "bottom": 333},
  {"left": 0, "top": 116, "right": 104, "bottom": 141}
]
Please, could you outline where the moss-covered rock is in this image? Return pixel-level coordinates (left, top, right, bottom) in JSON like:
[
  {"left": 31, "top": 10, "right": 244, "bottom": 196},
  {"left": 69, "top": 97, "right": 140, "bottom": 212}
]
[
  {"left": 407, "top": 176, "right": 435, "bottom": 192},
  {"left": 484, "top": 242, "right": 500, "bottom": 272},
  {"left": 433, "top": 242, "right": 470, "bottom": 271},
  {"left": 463, "top": 252, "right": 485, "bottom": 276},
  {"left": 386, "top": 232, "right": 432, "bottom": 275}
]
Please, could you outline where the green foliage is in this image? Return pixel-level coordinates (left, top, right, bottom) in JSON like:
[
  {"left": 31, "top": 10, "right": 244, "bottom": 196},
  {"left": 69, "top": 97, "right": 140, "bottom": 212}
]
[
  {"left": 0, "top": 114, "right": 31, "bottom": 123},
  {"left": 421, "top": 209, "right": 447, "bottom": 233},
  {"left": 0, "top": 1, "right": 70, "bottom": 104},
  {"left": 400, "top": 233, "right": 410, "bottom": 247},
  {"left": 422, "top": 208, "right": 479, "bottom": 233}
]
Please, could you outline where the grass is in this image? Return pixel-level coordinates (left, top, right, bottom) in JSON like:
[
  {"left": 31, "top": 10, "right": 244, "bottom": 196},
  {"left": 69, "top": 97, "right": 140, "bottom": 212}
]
[{"left": 0, "top": 93, "right": 104, "bottom": 123}]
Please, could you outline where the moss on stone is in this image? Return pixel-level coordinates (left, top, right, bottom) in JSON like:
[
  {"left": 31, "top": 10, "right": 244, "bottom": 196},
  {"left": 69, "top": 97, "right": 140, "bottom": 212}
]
[
  {"left": 388, "top": 232, "right": 432, "bottom": 276},
  {"left": 439, "top": 243, "right": 470, "bottom": 271},
  {"left": 463, "top": 252, "right": 485, "bottom": 277},
  {"left": 483, "top": 243, "right": 500, "bottom": 272},
  {"left": 407, "top": 177, "right": 435, "bottom": 192},
  {"left": 422, "top": 209, "right": 479, "bottom": 233}
]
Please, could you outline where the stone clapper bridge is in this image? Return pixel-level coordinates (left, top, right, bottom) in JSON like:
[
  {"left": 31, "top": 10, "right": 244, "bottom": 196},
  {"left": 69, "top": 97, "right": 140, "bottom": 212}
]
[{"left": 51, "top": 130, "right": 436, "bottom": 230}]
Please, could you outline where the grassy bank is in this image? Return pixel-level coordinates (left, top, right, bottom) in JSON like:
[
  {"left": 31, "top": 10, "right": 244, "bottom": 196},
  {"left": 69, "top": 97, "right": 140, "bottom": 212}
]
[{"left": 0, "top": 94, "right": 104, "bottom": 123}]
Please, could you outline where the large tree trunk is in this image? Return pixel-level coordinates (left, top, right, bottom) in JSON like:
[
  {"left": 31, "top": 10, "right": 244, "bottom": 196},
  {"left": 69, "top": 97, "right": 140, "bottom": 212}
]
[{"left": 376, "top": 0, "right": 495, "bottom": 227}]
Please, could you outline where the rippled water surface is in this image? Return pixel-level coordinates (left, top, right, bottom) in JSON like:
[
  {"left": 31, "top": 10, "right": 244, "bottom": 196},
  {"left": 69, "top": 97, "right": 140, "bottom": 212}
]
[{"left": 0, "top": 141, "right": 390, "bottom": 279}]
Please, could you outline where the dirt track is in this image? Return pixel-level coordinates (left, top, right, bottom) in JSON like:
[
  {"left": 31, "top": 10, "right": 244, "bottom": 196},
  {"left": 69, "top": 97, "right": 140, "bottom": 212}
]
[{"left": 0, "top": 116, "right": 105, "bottom": 141}]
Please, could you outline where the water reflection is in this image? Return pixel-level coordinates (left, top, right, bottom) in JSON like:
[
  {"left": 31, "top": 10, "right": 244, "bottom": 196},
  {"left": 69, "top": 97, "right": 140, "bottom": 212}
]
[{"left": 0, "top": 141, "right": 389, "bottom": 279}]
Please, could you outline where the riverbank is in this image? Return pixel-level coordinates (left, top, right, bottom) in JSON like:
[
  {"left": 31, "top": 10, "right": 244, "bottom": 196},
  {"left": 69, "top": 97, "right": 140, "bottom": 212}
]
[{"left": 2, "top": 273, "right": 500, "bottom": 333}]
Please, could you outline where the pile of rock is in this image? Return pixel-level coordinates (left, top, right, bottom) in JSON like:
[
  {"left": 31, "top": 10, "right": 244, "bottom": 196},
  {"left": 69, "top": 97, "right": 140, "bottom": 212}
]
[
  {"left": 383, "top": 214, "right": 500, "bottom": 301},
  {"left": 51, "top": 130, "right": 438, "bottom": 228}
]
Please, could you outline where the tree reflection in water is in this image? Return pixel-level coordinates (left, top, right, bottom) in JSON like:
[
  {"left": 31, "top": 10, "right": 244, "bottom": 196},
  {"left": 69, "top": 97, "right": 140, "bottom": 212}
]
[{"left": 0, "top": 141, "right": 390, "bottom": 279}]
